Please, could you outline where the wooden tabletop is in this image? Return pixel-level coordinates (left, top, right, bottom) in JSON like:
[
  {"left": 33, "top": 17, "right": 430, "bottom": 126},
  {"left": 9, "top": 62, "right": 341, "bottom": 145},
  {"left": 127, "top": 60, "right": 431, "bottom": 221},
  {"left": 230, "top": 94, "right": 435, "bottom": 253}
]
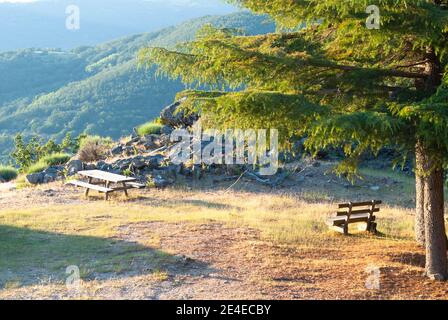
[{"left": 78, "top": 170, "right": 137, "bottom": 183}]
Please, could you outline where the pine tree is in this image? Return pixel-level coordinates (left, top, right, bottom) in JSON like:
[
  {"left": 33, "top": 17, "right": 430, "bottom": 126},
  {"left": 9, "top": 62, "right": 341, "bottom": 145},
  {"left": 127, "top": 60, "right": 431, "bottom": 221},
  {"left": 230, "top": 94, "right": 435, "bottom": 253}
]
[{"left": 140, "top": 1, "right": 448, "bottom": 279}]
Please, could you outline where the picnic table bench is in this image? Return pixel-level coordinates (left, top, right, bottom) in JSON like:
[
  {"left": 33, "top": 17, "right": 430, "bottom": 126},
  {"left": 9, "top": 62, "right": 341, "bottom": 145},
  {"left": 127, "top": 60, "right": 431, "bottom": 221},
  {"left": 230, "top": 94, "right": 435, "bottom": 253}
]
[
  {"left": 66, "top": 170, "right": 145, "bottom": 200},
  {"left": 326, "top": 200, "right": 382, "bottom": 235}
]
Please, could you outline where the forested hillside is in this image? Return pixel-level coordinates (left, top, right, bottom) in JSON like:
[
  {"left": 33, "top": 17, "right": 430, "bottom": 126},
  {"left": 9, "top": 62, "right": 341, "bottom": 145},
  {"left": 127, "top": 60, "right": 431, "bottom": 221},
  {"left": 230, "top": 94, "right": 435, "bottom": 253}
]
[{"left": 0, "top": 12, "right": 275, "bottom": 162}]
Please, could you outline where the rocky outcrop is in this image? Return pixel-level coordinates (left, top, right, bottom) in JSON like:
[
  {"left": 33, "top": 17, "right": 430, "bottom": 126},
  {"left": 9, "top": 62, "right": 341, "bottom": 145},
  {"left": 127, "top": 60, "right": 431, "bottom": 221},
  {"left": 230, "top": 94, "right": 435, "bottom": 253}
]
[
  {"left": 67, "top": 160, "right": 84, "bottom": 176},
  {"left": 26, "top": 166, "right": 64, "bottom": 185},
  {"left": 160, "top": 99, "right": 198, "bottom": 128}
]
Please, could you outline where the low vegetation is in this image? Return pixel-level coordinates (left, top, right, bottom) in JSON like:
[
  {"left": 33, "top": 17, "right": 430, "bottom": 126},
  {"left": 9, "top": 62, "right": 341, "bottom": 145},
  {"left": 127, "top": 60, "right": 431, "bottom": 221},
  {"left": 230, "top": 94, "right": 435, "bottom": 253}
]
[
  {"left": 25, "top": 153, "right": 71, "bottom": 174},
  {"left": 0, "top": 166, "right": 18, "bottom": 182},
  {"left": 1, "top": 176, "right": 447, "bottom": 299},
  {"left": 136, "top": 121, "right": 163, "bottom": 136},
  {"left": 77, "top": 135, "right": 113, "bottom": 162}
]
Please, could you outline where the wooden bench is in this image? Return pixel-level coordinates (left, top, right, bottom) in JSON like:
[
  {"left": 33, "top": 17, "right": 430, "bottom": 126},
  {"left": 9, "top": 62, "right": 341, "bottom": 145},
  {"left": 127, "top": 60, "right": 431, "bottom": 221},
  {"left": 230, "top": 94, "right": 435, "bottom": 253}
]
[
  {"left": 66, "top": 180, "right": 114, "bottom": 195},
  {"left": 327, "top": 200, "right": 382, "bottom": 235},
  {"left": 66, "top": 170, "right": 145, "bottom": 200}
]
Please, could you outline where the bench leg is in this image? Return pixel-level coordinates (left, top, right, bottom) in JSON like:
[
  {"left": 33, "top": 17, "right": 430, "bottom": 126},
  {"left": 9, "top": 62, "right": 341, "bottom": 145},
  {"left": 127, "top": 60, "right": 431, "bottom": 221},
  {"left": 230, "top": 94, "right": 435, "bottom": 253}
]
[
  {"left": 105, "top": 181, "right": 111, "bottom": 201},
  {"left": 85, "top": 177, "right": 92, "bottom": 197},
  {"left": 343, "top": 224, "right": 349, "bottom": 235},
  {"left": 368, "top": 222, "right": 377, "bottom": 234},
  {"left": 122, "top": 182, "right": 129, "bottom": 197}
]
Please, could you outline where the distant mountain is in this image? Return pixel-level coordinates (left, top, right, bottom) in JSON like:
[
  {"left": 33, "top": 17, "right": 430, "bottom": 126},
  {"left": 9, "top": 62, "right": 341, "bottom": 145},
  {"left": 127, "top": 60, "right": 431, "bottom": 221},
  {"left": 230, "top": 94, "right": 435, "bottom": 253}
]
[
  {"left": 0, "top": 0, "right": 237, "bottom": 51},
  {"left": 0, "top": 11, "right": 276, "bottom": 162}
]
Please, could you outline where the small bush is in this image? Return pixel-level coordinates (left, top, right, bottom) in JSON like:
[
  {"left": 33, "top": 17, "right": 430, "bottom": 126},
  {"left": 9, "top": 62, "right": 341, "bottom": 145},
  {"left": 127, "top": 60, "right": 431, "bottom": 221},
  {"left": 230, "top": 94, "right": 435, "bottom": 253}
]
[
  {"left": 25, "top": 153, "right": 71, "bottom": 174},
  {"left": 77, "top": 136, "right": 112, "bottom": 162},
  {"left": 137, "top": 121, "right": 163, "bottom": 136},
  {"left": 0, "top": 166, "right": 18, "bottom": 182},
  {"left": 26, "top": 160, "right": 49, "bottom": 174},
  {"left": 78, "top": 135, "right": 113, "bottom": 150},
  {"left": 40, "top": 153, "right": 71, "bottom": 166}
]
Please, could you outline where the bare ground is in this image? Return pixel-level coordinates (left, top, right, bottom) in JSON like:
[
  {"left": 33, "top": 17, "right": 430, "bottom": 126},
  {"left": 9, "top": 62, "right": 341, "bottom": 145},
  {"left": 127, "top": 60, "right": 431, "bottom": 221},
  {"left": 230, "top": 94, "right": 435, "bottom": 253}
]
[{"left": 1, "top": 162, "right": 448, "bottom": 300}]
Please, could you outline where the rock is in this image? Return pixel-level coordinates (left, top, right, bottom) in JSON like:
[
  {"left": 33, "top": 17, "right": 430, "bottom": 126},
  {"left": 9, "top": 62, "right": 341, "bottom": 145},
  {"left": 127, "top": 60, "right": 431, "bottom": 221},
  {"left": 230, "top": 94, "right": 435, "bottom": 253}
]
[
  {"left": 160, "top": 99, "right": 198, "bottom": 127},
  {"left": 110, "top": 145, "right": 123, "bottom": 156},
  {"left": 112, "top": 159, "right": 132, "bottom": 171},
  {"left": 152, "top": 175, "right": 172, "bottom": 188},
  {"left": 138, "top": 135, "right": 161, "bottom": 150},
  {"left": 43, "top": 173, "right": 57, "bottom": 184},
  {"left": 66, "top": 160, "right": 84, "bottom": 176},
  {"left": 84, "top": 163, "right": 97, "bottom": 170},
  {"left": 26, "top": 172, "right": 44, "bottom": 185},
  {"left": 96, "top": 161, "right": 113, "bottom": 172},
  {"left": 122, "top": 146, "right": 135, "bottom": 157},
  {"left": 312, "top": 161, "right": 321, "bottom": 168},
  {"left": 131, "top": 156, "right": 146, "bottom": 170},
  {"left": 160, "top": 125, "right": 174, "bottom": 136},
  {"left": 125, "top": 137, "right": 140, "bottom": 147},
  {"left": 145, "top": 155, "right": 165, "bottom": 169},
  {"left": 131, "top": 127, "right": 139, "bottom": 139}
]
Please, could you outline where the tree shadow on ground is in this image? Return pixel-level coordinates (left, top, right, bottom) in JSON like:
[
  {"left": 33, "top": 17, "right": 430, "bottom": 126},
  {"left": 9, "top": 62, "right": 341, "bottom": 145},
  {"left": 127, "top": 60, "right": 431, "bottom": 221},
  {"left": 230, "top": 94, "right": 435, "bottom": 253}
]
[
  {"left": 101, "top": 194, "right": 238, "bottom": 210},
  {"left": 388, "top": 252, "right": 426, "bottom": 268},
  {"left": 0, "top": 225, "right": 213, "bottom": 289}
]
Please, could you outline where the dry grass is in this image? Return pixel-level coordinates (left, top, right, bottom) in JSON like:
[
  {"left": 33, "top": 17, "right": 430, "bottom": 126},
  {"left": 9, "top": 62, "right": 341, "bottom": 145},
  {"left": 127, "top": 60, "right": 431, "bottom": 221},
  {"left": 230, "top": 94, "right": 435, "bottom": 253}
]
[{"left": 0, "top": 164, "right": 447, "bottom": 299}]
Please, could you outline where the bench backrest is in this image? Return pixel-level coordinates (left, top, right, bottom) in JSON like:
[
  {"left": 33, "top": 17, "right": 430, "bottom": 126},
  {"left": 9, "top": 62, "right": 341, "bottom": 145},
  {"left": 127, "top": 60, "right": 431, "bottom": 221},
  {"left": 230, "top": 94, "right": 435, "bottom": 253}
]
[{"left": 336, "top": 200, "right": 382, "bottom": 219}]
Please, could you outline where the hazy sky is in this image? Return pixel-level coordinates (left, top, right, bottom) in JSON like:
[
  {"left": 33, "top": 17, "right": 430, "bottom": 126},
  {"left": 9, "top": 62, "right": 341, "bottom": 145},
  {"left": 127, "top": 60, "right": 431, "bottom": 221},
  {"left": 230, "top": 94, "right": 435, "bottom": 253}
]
[{"left": 0, "top": 0, "right": 238, "bottom": 50}]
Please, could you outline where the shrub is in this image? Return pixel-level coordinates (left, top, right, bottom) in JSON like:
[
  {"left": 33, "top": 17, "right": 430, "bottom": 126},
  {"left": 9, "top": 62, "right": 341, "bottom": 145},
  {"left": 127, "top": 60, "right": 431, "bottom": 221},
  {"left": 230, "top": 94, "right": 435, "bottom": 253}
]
[
  {"left": 25, "top": 153, "right": 71, "bottom": 174},
  {"left": 77, "top": 136, "right": 112, "bottom": 162},
  {"left": 40, "top": 153, "right": 71, "bottom": 166},
  {"left": 0, "top": 166, "right": 18, "bottom": 182},
  {"left": 78, "top": 135, "right": 113, "bottom": 150},
  {"left": 137, "top": 121, "right": 163, "bottom": 136},
  {"left": 26, "top": 160, "right": 49, "bottom": 174}
]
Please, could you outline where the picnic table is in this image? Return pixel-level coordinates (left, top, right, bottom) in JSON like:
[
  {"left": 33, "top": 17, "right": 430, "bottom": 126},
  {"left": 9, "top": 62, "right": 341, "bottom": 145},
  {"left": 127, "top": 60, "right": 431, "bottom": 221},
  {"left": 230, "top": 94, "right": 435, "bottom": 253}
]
[{"left": 67, "top": 170, "right": 145, "bottom": 200}]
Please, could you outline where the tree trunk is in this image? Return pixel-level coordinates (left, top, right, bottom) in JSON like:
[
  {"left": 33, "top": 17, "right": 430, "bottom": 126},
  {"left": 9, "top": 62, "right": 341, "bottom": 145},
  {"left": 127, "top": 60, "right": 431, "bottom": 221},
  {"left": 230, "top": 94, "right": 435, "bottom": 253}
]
[
  {"left": 422, "top": 155, "right": 447, "bottom": 280},
  {"left": 415, "top": 142, "right": 426, "bottom": 246}
]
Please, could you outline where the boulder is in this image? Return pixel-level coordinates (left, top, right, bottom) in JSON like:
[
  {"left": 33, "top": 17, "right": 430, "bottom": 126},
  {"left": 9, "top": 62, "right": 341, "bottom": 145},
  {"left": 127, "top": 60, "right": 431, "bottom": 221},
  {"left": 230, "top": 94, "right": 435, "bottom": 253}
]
[
  {"left": 152, "top": 175, "right": 172, "bottom": 188},
  {"left": 43, "top": 173, "right": 58, "bottom": 184},
  {"left": 138, "top": 135, "right": 161, "bottom": 151},
  {"left": 122, "top": 146, "right": 135, "bottom": 157},
  {"left": 26, "top": 172, "right": 44, "bottom": 185},
  {"left": 160, "top": 125, "right": 174, "bottom": 136},
  {"left": 84, "top": 163, "right": 97, "bottom": 170},
  {"left": 97, "top": 161, "right": 113, "bottom": 172},
  {"left": 145, "top": 155, "right": 165, "bottom": 169},
  {"left": 66, "top": 160, "right": 84, "bottom": 176},
  {"left": 112, "top": 159, "right": 132, "bottom": 171},
  {"left": 125, "top": 137, "right": 140, "bottom": 147},
  {"left": 110, "top": 145, "right": 123, "bottom": 156},
  {"left": 130, "top": 156, "right": 146, "bottom": 170},
  {"left": 160, "top": 99, "right": 198, "bottom": 127},
  {"left": 41, "top": 166, "right": 63, "bottom": 183}
]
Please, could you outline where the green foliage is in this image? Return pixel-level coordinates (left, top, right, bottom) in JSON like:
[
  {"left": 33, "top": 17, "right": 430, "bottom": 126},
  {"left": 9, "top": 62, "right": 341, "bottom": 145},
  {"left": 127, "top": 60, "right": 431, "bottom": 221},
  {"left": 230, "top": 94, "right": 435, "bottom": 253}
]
[
  {"left": 11, "top": 133, "right": 80, "bottom": 172},
  {"left": 26, "top": 161, "right": 51, "bottom": 174},
  {"left": 137, "top": 121, "right": 163, "bottom": 136},
  {"left": 0, "top": 12, "right": 275, "bottom": 163},
  {"left": 143, "top": 1, "right": 448, "bottom": 176},
  {"left": 77, "top": 135, "right": 113, "bottom": 162},
  {"left": 40, "top": 153, "right": 71, "bottom": 167},
  {"left": 0, "top": 166, "right": 18, "bottom": 182},
  {"left": 25, "top": 153, "right": 71, "bottom": 174},
  {"left": 78, "top": 135, "right": 113, "bottom": 150}
]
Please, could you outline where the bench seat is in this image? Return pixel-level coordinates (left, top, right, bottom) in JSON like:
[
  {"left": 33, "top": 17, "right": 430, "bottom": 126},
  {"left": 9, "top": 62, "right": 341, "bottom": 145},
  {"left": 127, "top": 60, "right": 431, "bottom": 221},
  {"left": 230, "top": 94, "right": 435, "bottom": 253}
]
[
  {"left": 327, "top": 200, "right": 381, "bottom": 235},
  {"left": 66, "top": 180, "right": 114, "bottom": 193},
  {"left": 327, "top": 213, "right": 376, "bottom": 226},
  {"left": 125, "top": 182, "right": 146, "bottom": 189}
]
